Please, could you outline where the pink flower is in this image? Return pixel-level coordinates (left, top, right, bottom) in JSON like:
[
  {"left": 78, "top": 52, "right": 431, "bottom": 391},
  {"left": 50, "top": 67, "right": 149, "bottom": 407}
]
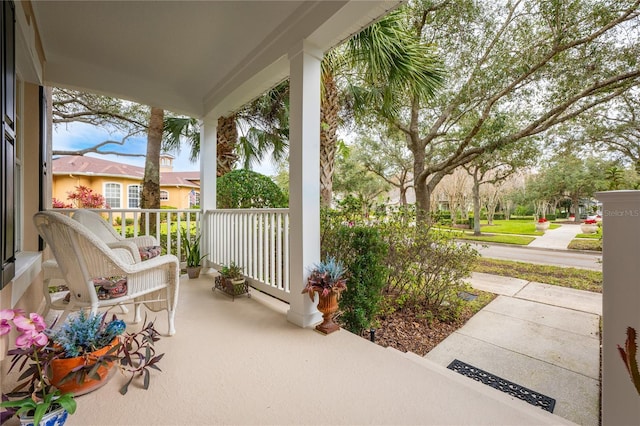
[
  {"left": 15, "top": 330, "right": 49, "bottom": 348},
  {"left": 13, "top": 313, "right": 47, "bottom": 333},
  {"left": 0, "top": 309, "right": 24, "bottom": 336}
]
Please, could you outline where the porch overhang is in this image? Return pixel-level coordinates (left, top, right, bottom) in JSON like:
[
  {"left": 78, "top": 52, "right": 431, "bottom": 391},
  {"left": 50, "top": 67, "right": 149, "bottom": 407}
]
[{"left": 28, "top": 0, "right": 402, "bottom": 118}]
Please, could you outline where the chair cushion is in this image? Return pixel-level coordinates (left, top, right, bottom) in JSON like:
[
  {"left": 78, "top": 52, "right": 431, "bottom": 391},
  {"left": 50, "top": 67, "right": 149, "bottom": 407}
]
[
  {"left": 63, "top": 276, "right": 128, "bottom": 302},
  {"left": 93, "top": 276, "right": 128, "bottom": 300},
  {"left": 139, "top": 245, "right": 162, "bottom": 261}
]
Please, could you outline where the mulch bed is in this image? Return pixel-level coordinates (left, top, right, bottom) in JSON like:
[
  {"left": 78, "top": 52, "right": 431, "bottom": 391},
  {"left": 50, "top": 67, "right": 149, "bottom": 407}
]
[{"left": 359, "top": 300, "right": 493, "bottom": 356}]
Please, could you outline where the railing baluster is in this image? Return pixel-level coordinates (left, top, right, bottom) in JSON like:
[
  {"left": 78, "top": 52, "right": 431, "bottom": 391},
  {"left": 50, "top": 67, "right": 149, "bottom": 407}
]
[{"left": 198, "top": 208, "right": 289, "bottom": 302}]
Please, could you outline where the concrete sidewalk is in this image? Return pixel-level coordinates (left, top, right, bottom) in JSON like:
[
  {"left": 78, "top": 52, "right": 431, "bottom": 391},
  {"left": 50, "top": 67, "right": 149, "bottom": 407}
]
[
  {"left": 528, "top": 222, "right": 584, "bottom": 250},
  {"left": 426, "top": 272, "right": 602, "bottom": 426}
]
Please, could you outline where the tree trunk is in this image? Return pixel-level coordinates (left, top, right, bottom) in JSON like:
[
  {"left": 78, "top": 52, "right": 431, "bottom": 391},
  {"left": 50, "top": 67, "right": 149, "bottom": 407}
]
[
  {"left": 217, "top": 115, "right": 238, "bottom": 177},
  {"left": 320, "top": 70, "right": 339, "bottom": 207},
  {"left": 399, "top": 185, "right": 407, "bottom": 206},
  {"left": 141, "top": 107, "right": 163, "bottom": 235},
  {"left": 413, "top": 145, "right": 431, "bottom": 223},
  {"left": 472, "top": 180, "right": 481, "bottom": 236},
  {"left": 572, "top": 195, "right": 580, "bottom": 220}
]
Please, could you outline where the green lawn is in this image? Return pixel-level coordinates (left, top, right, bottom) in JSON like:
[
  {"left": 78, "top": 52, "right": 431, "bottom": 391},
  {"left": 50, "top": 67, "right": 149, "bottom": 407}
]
[
  {"left": 456, "top": 233, "right": 535, "bottom": 245},
  {"left": 568, "top": 239, "right": 602, "bottom": 251},
  {"left": 474, "top": 258, "right": 602, "bottom": 292},
  {"left": 575, "top": 232, "right": 601, "bottom": 239},
  {"left": 475, "top": 219, "right": 561, "bottom": 235}
]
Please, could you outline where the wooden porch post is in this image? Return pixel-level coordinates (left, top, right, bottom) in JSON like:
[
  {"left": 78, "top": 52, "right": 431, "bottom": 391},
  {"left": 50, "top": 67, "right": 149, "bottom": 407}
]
[
  {"left": 596, "top": 190, "right": 640, "bottom": 425},
  {"left": 200, "top": 116, "right": 217, "bottom": 268},
  {"left": 286, "top": 40, "right": 322, "bottom": 328}
]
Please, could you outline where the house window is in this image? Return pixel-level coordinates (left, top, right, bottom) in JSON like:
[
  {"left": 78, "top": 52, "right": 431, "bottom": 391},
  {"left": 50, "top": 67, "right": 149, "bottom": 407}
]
[
  {"left": 189, "top": 190, "right": 200, "bottom": 207},
  {"left": 104, "top": 183, "right": 121, "bottom": 208},
  {"left": 128, "top": 185, "right": 141, "bottom": 208},
  {"left": 160, "top": 190, "right": 169, "bottom": 201}
]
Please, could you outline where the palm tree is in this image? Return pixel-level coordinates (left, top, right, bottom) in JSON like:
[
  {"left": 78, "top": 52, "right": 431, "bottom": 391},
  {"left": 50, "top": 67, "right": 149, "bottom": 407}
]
[
  {"left": 141, "top": 107, "right": 164, "bottom": 234},
  {"left": 319, "top": 8, "right": 443, "bottom": 206},
  {"left": 163, "top": 81, "right": 290, "bottom": 177},
  {"left": 164, "top": 8, "right": 442, "bottom": 200}
]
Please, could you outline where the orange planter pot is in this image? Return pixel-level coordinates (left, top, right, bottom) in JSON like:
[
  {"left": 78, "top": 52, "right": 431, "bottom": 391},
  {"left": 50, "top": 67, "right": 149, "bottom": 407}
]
[
  {"left": 316, "top": 291, "right": 341, "bottom": 335},
  {"left": 50, "top": 338, "right": 119, "bottom": 395}
]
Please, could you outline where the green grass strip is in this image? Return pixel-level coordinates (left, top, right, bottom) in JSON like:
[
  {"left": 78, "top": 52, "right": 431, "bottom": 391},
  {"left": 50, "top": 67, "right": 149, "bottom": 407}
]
[
  {"left": 457, "top": 233, "right": 535, "bottom": 245},
  {"left": 568, "top": 239, "right": 602, "bottom": 252},
  {"left": 474, "top": 258, "right": 602, "bottom": 293}
]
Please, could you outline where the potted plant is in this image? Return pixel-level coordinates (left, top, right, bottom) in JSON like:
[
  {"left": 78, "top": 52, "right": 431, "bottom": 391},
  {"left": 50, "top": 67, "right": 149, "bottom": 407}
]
[
  {"left": 581, "top": 218, "right": 599, "bottom": 234},
  {"left": 0, "top": 309, "right": 76, "bottom": 425},
  {"left": 535, "top": 217, "right": 550, "bottom": 231},
  {"left": 180, "top": 228, "right": 207, "bottom": 278},
  {"left": 302, "top": 256, "right": 348, "bottom": 334},
  {"left": 214, "top": 262, "right": 249, "bottom": 300},
  {"left": 1, "top": 310, "right": 164, "bottom": 425}
]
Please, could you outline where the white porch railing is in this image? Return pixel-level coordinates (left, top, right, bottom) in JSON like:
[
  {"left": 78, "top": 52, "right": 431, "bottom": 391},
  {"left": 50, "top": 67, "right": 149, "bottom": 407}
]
[
  {"left": 50, "top": 208, "right": 201, "bottom": 264},
  {"left": 204, "top": 209, "right": 290, "bottom": 302}
]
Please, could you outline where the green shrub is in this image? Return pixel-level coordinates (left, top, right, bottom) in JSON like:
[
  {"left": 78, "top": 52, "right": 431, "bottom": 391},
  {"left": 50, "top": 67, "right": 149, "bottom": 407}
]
[
  {"left": 321, "top": 210, "right": 388, "bottom": 334},
  {"left": 336, "top": 227, "right": 387, "bottom": 334},
  {"left": 514, "top": 205, "right": 534, "bottom": 216},
  {"left": 321, "top": 207, "right": 479, "bottom": 325},
  {"left": 217, "top": 169, "right": 288, "bottom": 209},
  {"left": 435, "top": 211, "right": 451, "bottom": 221},
  {"left": 160, "top": 206, "right": 177, "bottom": 223},
  {"left": 380, "top": 211, "right": 479, "bottom": 313},
  {"left": 511, "top": 215, "right": 535, "bottom": 221},
  {"left": 114, "top": 217, "right": 122, "bottom": 226},
  {"left": 546, "top": 214, "right": 557, "bottom": 220}
]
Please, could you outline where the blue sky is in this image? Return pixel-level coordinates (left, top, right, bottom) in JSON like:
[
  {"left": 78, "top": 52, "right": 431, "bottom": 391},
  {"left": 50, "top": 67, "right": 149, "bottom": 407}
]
[{"left": 52, "top": 122, "right": 277, "bottom": 175}]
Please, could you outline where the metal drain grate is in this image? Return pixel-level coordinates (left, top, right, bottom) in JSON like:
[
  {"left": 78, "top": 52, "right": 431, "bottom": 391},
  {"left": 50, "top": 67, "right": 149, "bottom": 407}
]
[{"left": 447, "top": 359, "right": 556, "bottom": 413}]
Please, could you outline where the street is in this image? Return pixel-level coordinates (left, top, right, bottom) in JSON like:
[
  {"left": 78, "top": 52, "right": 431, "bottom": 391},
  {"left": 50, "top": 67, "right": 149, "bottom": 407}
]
[{"left": 470, "top": 243, "right": 602, "bottom": 271}]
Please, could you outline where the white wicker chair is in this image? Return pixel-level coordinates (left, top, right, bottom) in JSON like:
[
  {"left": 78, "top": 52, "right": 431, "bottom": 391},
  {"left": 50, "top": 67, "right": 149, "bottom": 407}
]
[
  {"left": 41, "top": 210, "right": 161, "bottom": 317},
  {"left": 34, "top": 211, "right": 179, "bottom": 335},
  {"left": 72, "top": 209, "right": 158, "bottom": 262}
]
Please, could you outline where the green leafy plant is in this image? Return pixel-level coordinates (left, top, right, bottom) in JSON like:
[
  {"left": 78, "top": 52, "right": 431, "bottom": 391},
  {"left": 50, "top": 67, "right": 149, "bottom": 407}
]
[
  {"left": 302, "top": 256, "right": 347, "bottom": 299},
  {"left": 220, "top": 262, "right": 244, "bottom": 280},
  {"left": 326, "top": 225, "right": 388, "bottom": 335},
  {"left": 0, "top": 310, "right": 164, "bottom": 424},
  {"left": 180, "top": 228, "right": 207, "bottom": 267},
  {"left": 0, "top": 309, "right": 77, "bottom": 425},
  {"left": 618, "top": 326, "right": 640, "bottom": 396},
  {"left": 216, "top": 169, "right": 288, "bottom": 209}
]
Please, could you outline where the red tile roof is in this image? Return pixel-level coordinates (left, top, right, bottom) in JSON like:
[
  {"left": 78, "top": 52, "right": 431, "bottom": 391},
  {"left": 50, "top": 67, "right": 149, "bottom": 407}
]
[{"left": 52, "top": 155, "right": 200, "bottom": 188}]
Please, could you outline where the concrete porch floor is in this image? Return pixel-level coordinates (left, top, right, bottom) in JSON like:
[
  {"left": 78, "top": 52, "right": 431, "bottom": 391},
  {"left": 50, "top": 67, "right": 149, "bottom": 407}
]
[{"left": 10, "top": 271, "right": 575, "bottom": 425}]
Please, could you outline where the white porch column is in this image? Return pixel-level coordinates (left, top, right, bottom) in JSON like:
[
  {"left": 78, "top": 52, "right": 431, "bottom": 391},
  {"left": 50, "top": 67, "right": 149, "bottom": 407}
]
[
  {"left": 596, "top": 190, "right": 640, "bottom": 425},
  {"left": 200, "top": 116, "right": 217, "bottom": 268},
  {"left": 286, "top": 40, "right": 322, "bottom": 327}
]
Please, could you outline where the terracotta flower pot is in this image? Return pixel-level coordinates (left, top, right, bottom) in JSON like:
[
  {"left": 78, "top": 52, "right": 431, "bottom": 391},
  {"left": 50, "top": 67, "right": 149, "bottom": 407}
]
[
  {"left": 315, "top": 291, "right": 341, "bottom": 335},
  {"left": 50, "top": 338, "right": 119, "bottom": 395}
]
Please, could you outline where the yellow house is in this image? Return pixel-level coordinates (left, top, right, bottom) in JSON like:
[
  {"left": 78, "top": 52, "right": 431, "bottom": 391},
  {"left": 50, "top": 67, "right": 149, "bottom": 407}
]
[{"left": 52, "top": 154, "right": 200, "bottom": 209}]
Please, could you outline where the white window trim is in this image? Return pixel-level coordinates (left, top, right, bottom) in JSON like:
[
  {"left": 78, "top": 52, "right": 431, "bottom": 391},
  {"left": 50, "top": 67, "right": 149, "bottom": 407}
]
[
  {"left": 160, "top": 190, "right": 169, "bottom": 201},
  {"left": 103, "top": 182, "right": 122, "bottom": 209},
  {"left": 127, "top": 184, "right": 141, "bottom": 209}
]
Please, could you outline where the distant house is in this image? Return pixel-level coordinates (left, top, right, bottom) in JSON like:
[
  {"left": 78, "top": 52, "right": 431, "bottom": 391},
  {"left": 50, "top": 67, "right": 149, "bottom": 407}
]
[{"left": 52, "top": 154, "right": 200, "bottom": 209}]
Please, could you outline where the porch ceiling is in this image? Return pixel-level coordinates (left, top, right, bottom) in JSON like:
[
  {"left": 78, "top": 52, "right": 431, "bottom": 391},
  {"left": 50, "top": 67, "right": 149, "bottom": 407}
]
[{"left": 29, "top": 0, "right": 401, "bottom": 118}]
